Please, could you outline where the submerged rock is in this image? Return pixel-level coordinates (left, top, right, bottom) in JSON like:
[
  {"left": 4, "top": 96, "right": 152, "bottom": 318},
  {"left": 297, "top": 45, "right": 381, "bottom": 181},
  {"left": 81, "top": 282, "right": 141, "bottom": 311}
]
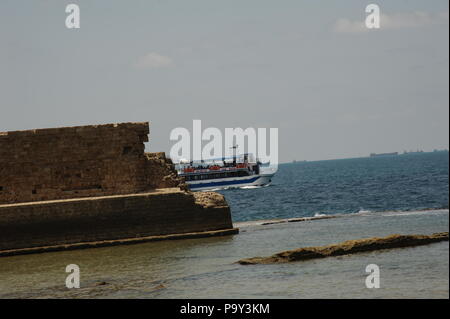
[
  {"left": 95, "top": 281, "right": 108, "bottom": 286},
  {"left": 238, "top": 232, "right": 449, "bottom": 265}
]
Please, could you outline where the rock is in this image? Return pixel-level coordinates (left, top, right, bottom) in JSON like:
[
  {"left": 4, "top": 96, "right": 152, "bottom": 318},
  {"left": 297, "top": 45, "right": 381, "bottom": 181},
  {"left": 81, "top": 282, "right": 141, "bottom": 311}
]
[
  {"left": 237, "top": 232, "right": 449, "bottom": 265},
  {"left": 194, "top": 192, "right": 228, "bottom": 208},
  {"left": 153, "top": 284, "right": 165, "bottom": 290},
  {"left": 95, "top": 281, "right": 108, "bottom": 286}
]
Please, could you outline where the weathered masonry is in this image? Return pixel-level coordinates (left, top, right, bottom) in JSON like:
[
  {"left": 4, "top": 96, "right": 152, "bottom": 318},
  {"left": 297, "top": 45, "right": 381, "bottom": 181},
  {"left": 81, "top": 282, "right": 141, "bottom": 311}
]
[
  {"left": 0, "top": 122, "right": 237, "bottom": 256},
  {"left": 0, "top": 123, "right": 182, "bottom": 204}
]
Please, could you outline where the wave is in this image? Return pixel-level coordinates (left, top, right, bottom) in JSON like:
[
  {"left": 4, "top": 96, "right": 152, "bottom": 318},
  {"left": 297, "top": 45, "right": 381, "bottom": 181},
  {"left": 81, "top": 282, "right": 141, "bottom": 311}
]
[
  {"left": 239, "top": 185, "right": 270, "bottom": 190},
  {"left": 205, "top": 184, "right": 273, "bottom": 192},
  {"left": 234, "top": 208, "right": 449, "bottom": 228},
  {"left": 313, "top": 212, "right": 332, "bottom": 218},
  {"left": 235, "top": 214, "right": 338, "bottom": 227}
]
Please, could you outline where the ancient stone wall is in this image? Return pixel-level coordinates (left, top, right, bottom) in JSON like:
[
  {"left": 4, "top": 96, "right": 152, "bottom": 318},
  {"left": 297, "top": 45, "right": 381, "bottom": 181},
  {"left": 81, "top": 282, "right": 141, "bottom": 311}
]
[
  {"left": 0, "top": 122, "right": 235, "bottom": 255},
  {"left": 0, "top": 123, "right": 185, "bottom": 204},
  {"left": 144, "top": 152, "right": 187, "bottom": 190},
  {"left": 0, "top": 189, "right": 233, "bottom": 251}
]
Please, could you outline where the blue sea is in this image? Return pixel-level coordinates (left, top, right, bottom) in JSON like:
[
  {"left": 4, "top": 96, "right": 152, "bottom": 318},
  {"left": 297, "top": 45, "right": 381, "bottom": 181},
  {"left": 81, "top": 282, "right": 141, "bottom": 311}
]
[
  {"left": 222, "top": 152, "right": 449, "bottom": 222},
  {"left": 0, "top": 152, "right": 448, "bottom": 298}
]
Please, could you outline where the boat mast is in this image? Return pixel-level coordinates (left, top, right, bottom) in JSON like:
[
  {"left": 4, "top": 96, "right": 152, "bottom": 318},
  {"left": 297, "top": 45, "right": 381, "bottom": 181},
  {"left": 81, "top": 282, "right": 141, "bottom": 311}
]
[{"left": 231, "top": 145, "right": 238, "bottom": 166}]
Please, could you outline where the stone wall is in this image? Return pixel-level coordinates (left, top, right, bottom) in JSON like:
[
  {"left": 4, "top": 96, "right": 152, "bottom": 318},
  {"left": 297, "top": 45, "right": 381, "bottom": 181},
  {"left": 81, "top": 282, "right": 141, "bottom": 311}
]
[
  {"left": 144, "top": 152, "right": 187, "bottom": 190},
  {"left": 0, "top": 123, "right": 185, "bottom": 204},
  {"left": 0, "top": 189, "right": 233, "bottom": 251},
  {"left": 0, "top": 122, "right": 235, "bottom": 254}
]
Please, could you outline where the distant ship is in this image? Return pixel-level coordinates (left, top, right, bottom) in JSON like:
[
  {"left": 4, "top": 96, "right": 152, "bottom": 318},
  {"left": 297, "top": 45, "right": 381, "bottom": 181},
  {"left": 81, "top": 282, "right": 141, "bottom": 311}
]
[
  {"left": 370, "top": 152, "right": 399, "bottom": 157},
  {"left": 403, "top": 150, "right": 424, "bottom": 155},
  {"left": 175, "top": 153, "right": 275, "bottom": 191}
]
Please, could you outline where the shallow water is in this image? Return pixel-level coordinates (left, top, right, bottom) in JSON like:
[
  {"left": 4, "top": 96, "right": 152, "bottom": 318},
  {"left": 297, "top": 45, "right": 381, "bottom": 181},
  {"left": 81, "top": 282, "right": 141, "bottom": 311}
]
[{"left": 0, "top": 209, "right": 448, "bottom": 298}]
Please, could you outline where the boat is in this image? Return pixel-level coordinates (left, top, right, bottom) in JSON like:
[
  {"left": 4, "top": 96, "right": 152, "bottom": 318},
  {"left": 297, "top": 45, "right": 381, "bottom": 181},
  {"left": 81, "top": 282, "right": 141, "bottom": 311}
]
[
  {"left": 369, "top": 152, "right": 398, "bottom": 157},
  {"left": 403, "top": 150, "right": 424, "bottom": 155},
  {"left": 175, "top": 153, "right": 276, "bottom": 191}
]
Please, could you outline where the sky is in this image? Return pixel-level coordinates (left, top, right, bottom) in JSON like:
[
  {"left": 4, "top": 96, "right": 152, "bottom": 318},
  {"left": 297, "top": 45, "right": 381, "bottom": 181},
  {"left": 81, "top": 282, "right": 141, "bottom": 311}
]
[{"left": 0, "top": 0, "right": 448, "bottom": 162}]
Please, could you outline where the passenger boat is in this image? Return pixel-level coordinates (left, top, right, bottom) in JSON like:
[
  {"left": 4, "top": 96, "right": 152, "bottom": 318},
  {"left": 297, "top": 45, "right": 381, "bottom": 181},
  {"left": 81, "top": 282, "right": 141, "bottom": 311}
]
[{"left": 175, "top": 153, "right": 275, "bottom": 191}]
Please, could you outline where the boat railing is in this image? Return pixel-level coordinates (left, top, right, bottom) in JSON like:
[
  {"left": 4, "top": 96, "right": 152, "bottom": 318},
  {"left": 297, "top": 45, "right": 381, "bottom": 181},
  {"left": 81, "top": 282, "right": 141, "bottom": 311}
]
[{"left": 179, "top": 165, "right": 251, "bottom": 175}]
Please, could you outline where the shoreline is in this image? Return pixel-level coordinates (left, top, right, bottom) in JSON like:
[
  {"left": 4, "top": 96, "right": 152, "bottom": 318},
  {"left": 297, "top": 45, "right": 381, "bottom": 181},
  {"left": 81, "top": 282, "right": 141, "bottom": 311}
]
[
  {"left": 2, "top": 208, "right": 446, "bottom": 258},
  {"left": 0, "top": 228, "right": 239, "bottom": 257},
  {"left": 238, "top": 232, "right": 449, "bottom": 265},
  {"left": 233, "top": 208, "right": 449, "bottom": 228}
]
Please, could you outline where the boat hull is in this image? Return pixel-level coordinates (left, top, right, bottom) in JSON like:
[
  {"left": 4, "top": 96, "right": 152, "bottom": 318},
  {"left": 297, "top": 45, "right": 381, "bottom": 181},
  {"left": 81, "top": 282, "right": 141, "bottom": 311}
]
[{"left": 186, "top": 174, "right": 274, "bottom": 191}]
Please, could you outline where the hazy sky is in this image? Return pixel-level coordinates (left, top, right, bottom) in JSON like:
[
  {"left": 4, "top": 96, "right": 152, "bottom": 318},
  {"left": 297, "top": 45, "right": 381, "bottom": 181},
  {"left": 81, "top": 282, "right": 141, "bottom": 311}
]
[{"left": 1, "top": 0, "right": 448, "bottom": 162}]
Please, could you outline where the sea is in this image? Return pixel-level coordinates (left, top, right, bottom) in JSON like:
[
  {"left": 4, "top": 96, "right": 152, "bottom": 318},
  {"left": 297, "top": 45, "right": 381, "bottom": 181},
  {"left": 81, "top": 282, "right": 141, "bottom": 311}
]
[{"left": 0, "top": 151, "right": 448, "bottom": 298}]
